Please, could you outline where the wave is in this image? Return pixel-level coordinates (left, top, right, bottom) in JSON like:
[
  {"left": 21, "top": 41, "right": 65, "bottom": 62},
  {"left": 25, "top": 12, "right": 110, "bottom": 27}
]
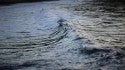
[{"left": 0, "top": 19, "right": 70, "bottom": 49}]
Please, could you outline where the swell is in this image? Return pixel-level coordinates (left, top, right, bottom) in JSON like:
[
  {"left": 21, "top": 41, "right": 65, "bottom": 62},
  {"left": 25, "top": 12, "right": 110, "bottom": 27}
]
[{"left": 0, "top": 19, "right": 70, "bottom": 49}]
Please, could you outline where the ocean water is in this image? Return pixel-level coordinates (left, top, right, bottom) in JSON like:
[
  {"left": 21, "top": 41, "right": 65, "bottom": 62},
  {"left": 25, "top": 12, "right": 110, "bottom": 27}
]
[{"left": 0, "top": 0, "right": 125, "bottom": 70}]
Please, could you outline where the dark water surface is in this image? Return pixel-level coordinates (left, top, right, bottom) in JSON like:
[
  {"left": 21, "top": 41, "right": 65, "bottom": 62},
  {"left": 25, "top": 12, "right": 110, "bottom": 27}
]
[{"left": 0, "top": 0, "right": 125, "bottom": 70}]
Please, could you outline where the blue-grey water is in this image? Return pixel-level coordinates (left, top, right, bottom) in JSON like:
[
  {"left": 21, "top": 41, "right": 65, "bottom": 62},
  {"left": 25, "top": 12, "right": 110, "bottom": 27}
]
[{"left": 0, "top": 0, "right": 125, "bottom": 70}]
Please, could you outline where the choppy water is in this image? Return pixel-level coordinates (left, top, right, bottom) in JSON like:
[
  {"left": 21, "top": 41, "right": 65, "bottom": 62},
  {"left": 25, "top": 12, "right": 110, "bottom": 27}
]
[{"left": 0, "top": 0, "right": 125, "bottom": 70}]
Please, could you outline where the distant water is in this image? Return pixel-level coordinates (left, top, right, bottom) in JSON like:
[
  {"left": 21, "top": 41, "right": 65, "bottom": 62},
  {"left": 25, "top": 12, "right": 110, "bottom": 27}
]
[{"left": 0, "top": 0, "right": 125, "bottom": 70}]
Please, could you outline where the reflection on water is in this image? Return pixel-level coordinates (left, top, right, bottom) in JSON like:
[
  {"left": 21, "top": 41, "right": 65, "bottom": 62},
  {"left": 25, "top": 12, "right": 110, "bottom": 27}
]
[
  {"left": 0, "top": 0, "right": 125, "bottom": 70},
  {"left": 72, "top": 0, "right": 125, "bottom": 48}
]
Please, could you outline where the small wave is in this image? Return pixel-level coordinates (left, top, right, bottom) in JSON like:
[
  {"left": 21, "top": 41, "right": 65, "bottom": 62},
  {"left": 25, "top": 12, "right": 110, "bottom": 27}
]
[{"left": 0, "top": 19, "right": 70, "bottom": 49}]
